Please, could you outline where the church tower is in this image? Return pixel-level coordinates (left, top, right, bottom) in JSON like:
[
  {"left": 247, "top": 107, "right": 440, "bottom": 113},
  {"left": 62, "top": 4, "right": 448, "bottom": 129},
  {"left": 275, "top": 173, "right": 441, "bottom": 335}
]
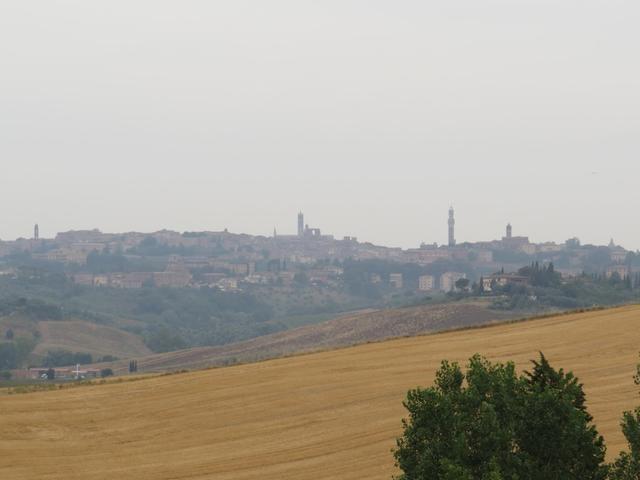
[
  {"left": 297, "top": 212, "right": 304, "bottom": 237},
  {"left": 34, "top": 223, "right": 39, "bottom": 241},
  {"left": 448, "top": 207, "right": 456, "bottom": 247},
  {"left": 506, "top": 223, "right": 512, "bottom": 239}
]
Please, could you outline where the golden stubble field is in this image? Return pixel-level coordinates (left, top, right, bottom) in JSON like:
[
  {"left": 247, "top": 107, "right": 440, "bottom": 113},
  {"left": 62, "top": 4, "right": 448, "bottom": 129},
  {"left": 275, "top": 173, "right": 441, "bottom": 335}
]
[{"left": 2, "top": 306, "right": 640, "bottom": 480}]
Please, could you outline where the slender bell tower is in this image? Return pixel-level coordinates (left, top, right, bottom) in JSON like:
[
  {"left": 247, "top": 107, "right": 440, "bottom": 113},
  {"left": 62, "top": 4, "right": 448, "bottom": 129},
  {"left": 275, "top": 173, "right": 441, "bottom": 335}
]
[
  {"left": 448, "top": 207, "right": 456, "bottom": 247},
  {"left": 34, "top": 224, "right": 40, "bottom": 241},
  {"left": 506, "top": 223, "right": 512, "bottom": 239},
  {"left": 297, "top": 212, "right": 304, "bottom": 237}
]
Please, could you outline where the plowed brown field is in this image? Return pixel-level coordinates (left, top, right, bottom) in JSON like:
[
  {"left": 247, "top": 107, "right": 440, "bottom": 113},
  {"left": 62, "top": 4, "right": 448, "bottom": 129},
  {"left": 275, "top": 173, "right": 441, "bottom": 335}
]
[{"left": 2, "top": 305, "right": 640, "bottom": 479}]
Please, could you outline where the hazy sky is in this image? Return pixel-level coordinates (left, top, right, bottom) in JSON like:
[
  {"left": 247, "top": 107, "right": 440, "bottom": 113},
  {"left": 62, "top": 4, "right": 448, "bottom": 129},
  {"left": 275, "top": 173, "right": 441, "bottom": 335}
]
[{"left": 1, "top": 1, "right": 639, "bottom": 249}]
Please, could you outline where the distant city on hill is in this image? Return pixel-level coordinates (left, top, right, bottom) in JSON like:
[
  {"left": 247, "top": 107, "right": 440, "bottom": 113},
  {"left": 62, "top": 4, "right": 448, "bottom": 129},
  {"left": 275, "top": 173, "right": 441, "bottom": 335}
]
[
  {"left": 1, "top": 208, "right": 639, "bottom": 364},
  {"left": 1, "top": 208, "right": 637, "bottom": 293}
]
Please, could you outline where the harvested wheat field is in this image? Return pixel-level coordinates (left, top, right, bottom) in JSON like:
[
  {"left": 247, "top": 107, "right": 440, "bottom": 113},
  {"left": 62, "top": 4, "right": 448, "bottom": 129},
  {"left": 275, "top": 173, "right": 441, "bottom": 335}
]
[{"left": 2, "top": 306, "right": 640, "bottom": 480}]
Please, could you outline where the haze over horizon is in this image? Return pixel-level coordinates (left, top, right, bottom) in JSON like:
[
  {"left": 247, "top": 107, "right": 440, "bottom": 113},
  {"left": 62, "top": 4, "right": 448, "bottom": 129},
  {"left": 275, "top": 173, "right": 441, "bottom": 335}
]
[{"left": 2, "top": 1, "right": 639, "bottom": 249}]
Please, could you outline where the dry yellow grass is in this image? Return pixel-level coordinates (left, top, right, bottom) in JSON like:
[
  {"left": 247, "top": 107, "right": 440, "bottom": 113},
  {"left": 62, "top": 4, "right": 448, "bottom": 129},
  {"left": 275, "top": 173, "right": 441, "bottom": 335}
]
[
  {"left": 2, "top": 305, "right": 640, "bottom": 480},
  {"left": 33, "top": 320, "right": 151, "bottom": 359}
]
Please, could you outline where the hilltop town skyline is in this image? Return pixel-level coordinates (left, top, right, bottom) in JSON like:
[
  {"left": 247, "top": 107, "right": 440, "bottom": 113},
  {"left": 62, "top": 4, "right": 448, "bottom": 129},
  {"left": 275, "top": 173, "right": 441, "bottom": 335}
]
[
  {"left": 3, "top": 207, "right": 636, "bottom": 253},
  {"left": 3, "top": 2, "right": 639, "bottom": 252},
  {"left": 1, "top": 207, "right": 636, "bottom": 297}
]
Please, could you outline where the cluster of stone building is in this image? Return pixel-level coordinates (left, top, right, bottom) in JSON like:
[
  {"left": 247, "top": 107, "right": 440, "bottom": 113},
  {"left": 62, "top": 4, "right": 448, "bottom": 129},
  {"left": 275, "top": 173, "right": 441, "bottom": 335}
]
[
  {"left": 72, "top": 270, "right": 193, "bottom": 289},
  {"left": 376, "top": 272, "right": 467, "bottom": 293},
  {"left": 0, "top": 209, "right": 634, "bottom": 292}
]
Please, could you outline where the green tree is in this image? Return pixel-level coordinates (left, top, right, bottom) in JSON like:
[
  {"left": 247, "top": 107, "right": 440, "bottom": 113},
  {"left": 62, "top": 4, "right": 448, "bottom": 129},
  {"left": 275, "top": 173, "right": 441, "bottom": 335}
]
[
  {"left": 0, "top": 342, "right": 18, "bottom": 370},
  {"left": 43, "top": 350, "right": 92, "bottom": 367},
  {"left": 394, "top": 354, "right": 607, "bottom": 480},
  {"left": 145, "top": 328, "right": 186, "bottom": 353},
  {"left": 609, "top": 359, "right": 640, "bottom": 479},
  {"left": 455, "top": 278, "right": 470, "bottom": 291},
  {"left": 15, "top": 336, "right": 37, "bottom": 366},
  {"left": 518, "top": 354, "right": 606, "bottom": 479}
]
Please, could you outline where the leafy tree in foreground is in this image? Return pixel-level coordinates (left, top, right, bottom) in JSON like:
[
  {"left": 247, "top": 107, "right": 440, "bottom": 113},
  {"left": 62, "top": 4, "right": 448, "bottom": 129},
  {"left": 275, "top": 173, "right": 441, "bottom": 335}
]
[
  {"left": 609, "top": 359, "right": 640, "bottom": 479},
  {"left": 394, "top": 353, "right": 607, "bottom": 480}
]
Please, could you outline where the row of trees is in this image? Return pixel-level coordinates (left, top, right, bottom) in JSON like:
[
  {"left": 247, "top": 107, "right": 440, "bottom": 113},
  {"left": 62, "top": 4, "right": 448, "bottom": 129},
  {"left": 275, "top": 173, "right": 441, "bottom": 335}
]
[
  {"left": 395, "top": 353, "right": 640, "bottom": 479},
  {"left": 474, "top": 262, "right": 640, "bottom": 311},
  {"left": 0, "top": 296, "right": 63, "bottom": 320},
  {"left": 42, "top": 350, "right": 93, "bottom": 367}
]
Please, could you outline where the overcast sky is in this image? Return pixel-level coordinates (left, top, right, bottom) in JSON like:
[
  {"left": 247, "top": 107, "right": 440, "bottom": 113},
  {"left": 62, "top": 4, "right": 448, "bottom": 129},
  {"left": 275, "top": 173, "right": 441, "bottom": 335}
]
[{"left": 1, "top": 1, "right": 638, "bottom": 249}]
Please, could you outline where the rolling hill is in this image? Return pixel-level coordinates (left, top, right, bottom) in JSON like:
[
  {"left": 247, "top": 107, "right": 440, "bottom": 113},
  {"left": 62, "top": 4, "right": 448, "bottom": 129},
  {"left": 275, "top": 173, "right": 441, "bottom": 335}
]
[
  {"left": 33, "top": 320, "right": 152, "bottom": 359},
  {"left": 2, "top": 305, "right": 640, "bottom": 480},
  {"left": 0, "top": 315, "right": 152, "bottom": 362},
  {"left": 97, "top": 300, "right": 518, "bottom": 373}
]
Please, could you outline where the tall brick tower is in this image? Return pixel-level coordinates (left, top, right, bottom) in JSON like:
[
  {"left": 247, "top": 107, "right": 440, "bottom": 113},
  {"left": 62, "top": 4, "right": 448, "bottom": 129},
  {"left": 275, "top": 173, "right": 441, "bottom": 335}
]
[
  {"left": 297, "top": 212, "right": 304, "bottom": 237},
  {"left": 448, "top": 207, "right": 456, "bottom": 247}
]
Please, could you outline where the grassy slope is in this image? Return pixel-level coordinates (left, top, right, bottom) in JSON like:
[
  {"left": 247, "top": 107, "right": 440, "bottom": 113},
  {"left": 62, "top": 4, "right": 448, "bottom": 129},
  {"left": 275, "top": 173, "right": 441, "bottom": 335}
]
[
  {"left": 96, "top": 301, "right": 517, "bottom": 373},
  {"left": 2, "top": 305, "right": 640, "bottom": 480},
  {"left": 0, "top": 316, "right": 38, "bottom": 340},
  {"left": 33, "top": 320, "right": 152, "bottom": 359},
  {"left": 0, "top": 315, "right": 151, "bottom": 361}
]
